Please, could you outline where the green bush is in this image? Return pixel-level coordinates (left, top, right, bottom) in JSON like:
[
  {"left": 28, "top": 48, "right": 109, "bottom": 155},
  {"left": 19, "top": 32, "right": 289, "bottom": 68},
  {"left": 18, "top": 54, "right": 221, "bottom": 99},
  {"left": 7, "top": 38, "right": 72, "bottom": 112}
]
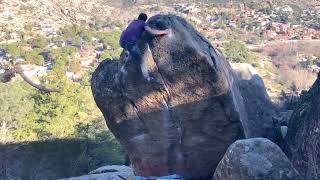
[
  {"left": 1, "top": 23, "right": 127, "bottom": 178},
  {"left": 49, "top": 46, "right": 78, "bottom": 72},
  {"left": 27, "top": 36, "right": 48, "bottom": 49},
  {"left": 68, "top": 58, "right": 81, "bottom": 72},
  {"left": 222, "top": 40, "right": 257, "bottom": 64},
  {"left": 3, "top": 42, "right": 23, "bottom": 58},
  {"left": 0, "top": 80, "right": 35, "bottom": 142},
  {"left": 96, "top": 31, "right": 121, "bottom": 48},
  {"left": 100, "top": 51, "right": 112, "bottom": 60},
  {"left": 23, "top": 49, "right": 45, "bottom": 65}
]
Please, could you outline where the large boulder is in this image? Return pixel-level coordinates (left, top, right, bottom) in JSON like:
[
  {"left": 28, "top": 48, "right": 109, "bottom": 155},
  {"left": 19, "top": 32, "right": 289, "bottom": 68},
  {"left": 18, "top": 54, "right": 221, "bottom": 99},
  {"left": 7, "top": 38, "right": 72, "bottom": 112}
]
[
  {"left": 91, "top": 15, "right": 273, "bottom": 179},
  {"left": 231, "top": 63, "right": 276, "bottom": 140},
  {"left": 213, "top": 138, "right": 302, "bottom": 180},
  {"left": 284, "top": 73, "right": 320, "bottom": 180}
]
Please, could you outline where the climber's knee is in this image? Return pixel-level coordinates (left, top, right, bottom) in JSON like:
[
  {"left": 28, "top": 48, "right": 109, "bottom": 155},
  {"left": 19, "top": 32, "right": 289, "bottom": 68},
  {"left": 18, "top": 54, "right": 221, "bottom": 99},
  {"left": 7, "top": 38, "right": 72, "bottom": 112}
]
[{"left": 140, "top": 60, "right": 150, "bottom": 80}]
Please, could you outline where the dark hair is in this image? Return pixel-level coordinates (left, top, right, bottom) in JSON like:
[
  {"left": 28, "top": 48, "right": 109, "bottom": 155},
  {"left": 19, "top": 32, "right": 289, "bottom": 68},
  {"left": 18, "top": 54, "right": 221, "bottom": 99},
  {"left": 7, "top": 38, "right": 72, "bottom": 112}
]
[{"left": 138, "top": 13, "right": 148, "bottom": 21}]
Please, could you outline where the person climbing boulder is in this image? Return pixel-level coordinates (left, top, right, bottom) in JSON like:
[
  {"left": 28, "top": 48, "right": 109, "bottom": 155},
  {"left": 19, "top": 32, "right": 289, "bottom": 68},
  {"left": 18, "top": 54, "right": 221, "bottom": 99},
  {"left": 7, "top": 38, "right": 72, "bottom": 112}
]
[{"left": 92, "top": 14, "right": 276, "bottom": 179}]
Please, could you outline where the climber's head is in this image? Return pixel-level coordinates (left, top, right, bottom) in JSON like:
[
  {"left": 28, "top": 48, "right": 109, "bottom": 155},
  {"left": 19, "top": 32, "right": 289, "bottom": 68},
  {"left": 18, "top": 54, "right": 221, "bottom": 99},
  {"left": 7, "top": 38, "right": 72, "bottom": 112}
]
[{"left": 138, "top": 13, "right": 148, "bottom": 22}]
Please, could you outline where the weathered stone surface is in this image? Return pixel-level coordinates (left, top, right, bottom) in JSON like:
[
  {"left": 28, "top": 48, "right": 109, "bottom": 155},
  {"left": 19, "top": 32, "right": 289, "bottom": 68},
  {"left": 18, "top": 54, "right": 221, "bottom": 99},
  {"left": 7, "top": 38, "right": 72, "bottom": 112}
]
[
  {"left": 59, "top": 165, "right": 134, "bottom": 180},
  {"left": 213, "top": 138, "right": 302, "bottom": 180},
  {"left": 88, "top": 165, "right": 133, "bottom": 175},
  {"left": 91, "top": 15, "right": 274, "bottom": 179},
  {"left": 284, "top": 73, "right": 320, "bottom": 180}
]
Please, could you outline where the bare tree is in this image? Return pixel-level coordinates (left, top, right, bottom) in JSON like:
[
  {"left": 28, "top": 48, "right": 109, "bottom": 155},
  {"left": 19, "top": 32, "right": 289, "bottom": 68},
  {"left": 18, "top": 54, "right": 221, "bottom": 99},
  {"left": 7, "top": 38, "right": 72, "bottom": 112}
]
[{"left": 0, "top": 53, "right": 60, "bottom": 93}]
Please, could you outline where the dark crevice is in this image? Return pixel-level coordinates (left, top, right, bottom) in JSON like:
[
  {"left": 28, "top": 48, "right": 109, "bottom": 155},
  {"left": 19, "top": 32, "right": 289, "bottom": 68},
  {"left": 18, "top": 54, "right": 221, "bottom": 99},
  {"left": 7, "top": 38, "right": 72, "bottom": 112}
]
[
  {"left": 127, "top": 94, "right": 150, "bottom": 135},
  {"left": 149, "top": 42, "right": 185, "bottom": 173}
]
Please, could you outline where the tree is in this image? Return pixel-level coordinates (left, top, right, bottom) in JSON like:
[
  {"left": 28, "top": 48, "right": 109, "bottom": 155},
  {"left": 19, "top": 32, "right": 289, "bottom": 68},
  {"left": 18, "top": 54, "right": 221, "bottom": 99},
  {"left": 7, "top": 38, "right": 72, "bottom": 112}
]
[
  {"left": 214, "top": 21, "right": 227, "bottom": 29},
  {"left": 96, "top": 31, "right": 121, "bottom": 48},
  {"left": 247, "top": 1, "right": 270, "bottom": 11},
  {"left": 222, "top": 40, "right": 257, "bottom": 64},
  {"left": 49, "top": 46, "right": 78, "bottom": 69},
  {"left": 93, "top": 19, "right": 105, "bottom": 31},
  {"left": 79, "top": 29, "right": 94, "bottom": 42},
  {"left": 99, "top": 51, "right": 112, "bottom": 61},
  {"left": 0, "top": 80, "right": 35, "bottom": 142},
  {"left": 215, "top": 32, "right": 226, "bottom": 40},
  {"left": 0, "top": 65, "right": 60, "bottom": 93},
  {"left": 12, "top": 76, "right": 100, "bottom": 141},
  {"left": 2, "top": 42, "right": 23, "bottom": 58},
  {"left": 0, "top": 49, "right": 60, "bottom": 93},
  {"left": 279, "top": 14, "right": 289, "bottom": 24},
  {"left": 1, "top": 76, "right": 126, "bottom": 177},
  {"left": 23, "top": 49, "right": 45, "bottom": 65},
  {"left": 27, "top": 35, "right": 48, "bottom": 49},
  {"left": 24, "top": 24, "right": 33, "bottom": 33},
  {"left": 68, "top": 58, "right": 81, "bottom": 72}
]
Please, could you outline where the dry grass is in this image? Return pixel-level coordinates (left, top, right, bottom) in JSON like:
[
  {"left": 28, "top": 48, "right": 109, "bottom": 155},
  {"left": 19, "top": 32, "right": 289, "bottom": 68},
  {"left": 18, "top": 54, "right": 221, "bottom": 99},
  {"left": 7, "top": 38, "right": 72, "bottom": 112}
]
[
  {"left": 262, "top": 42, "right": 300, "bottom": 68},
  {"left": 254, "top": 41, "right": 319, "bottom": 102},
  {"left": 257, "top": 41, "right": 319, "bottom": 91},
  {"left": 261, "top": 42, "right": 320, "bottom": 62},
  {"left": 279, "top": 66, "right": 317, "bottom": 91}
]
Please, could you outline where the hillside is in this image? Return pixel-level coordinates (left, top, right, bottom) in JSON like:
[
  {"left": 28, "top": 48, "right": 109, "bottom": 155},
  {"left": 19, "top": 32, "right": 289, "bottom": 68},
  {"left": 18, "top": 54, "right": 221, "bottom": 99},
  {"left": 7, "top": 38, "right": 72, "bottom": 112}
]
[
  {"left": 0, "top": 0, "right": 116, "bottom": 36},
  {"left": 0, "top": 1, "right": 320, "bottom": 179},
  {"left": 1, "top": 0, "right": 320, "bottom": 39}
]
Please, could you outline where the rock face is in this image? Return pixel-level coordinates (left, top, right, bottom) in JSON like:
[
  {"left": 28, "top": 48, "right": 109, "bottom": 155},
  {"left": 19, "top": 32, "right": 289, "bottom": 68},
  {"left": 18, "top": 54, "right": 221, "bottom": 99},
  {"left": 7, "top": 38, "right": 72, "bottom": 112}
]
[
  {"left": 284, "top": 73, "right": 320, "bottom": 180},
  {"left": 213, "top": 138, "right": 302, "bottom": 180},
  {"left": 91, "top": 15, "right": 274, "bottom": 179}
]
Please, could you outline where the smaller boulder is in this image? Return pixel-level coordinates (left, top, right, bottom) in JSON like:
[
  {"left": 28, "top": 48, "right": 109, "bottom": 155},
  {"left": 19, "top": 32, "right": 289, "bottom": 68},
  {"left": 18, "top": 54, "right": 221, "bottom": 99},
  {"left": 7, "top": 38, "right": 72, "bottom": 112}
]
[
  {"left": 89, "top": 165, "right": 133, "bottom": 175},
  {"left": 213, "top": 138, "right": 302, "bottom": 180},
  {"left": 59, "top": 165, "right": 134, "bottom": 180}
]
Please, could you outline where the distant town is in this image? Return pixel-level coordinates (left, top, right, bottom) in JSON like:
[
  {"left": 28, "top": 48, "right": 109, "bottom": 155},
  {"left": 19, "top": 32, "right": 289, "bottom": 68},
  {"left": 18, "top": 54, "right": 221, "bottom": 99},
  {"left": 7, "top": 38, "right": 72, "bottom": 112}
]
[
  {"left": 174, "top": 2, "right": 320, "bottom": 42},
  {"left": 0, "top": 1, "right": 320, "bottom": 87}
]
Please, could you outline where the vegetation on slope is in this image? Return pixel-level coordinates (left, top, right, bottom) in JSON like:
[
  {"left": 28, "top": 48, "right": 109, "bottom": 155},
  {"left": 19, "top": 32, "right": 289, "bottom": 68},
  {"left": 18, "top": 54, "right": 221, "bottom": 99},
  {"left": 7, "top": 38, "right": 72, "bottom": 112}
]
[{"left": 0, "top": 24, "right": 126, "bottom": 179}]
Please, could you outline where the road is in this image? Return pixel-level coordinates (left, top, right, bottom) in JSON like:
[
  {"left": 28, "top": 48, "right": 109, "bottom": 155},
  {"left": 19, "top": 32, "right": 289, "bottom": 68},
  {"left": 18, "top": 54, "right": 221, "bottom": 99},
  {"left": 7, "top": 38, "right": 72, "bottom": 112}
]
[
  {"left": 246, "top": 39, "right": 320, "bottom": 50},
  {"left": 210, "top": 39, "right": 320, "bottom": 49}
]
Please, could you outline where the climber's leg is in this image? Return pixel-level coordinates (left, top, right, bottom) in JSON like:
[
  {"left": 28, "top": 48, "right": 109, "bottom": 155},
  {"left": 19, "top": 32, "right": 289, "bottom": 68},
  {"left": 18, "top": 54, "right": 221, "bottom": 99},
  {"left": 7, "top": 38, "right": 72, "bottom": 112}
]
[{"left": 139, "top": 44, "right": 154, "bottom": 82}]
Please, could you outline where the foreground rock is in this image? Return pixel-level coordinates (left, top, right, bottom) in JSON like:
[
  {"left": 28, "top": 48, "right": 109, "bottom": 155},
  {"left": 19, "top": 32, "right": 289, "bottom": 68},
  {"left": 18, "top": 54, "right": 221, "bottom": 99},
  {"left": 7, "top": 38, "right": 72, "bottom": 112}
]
[
  {"left": 59, "top": 165, "right": 134, "bottom": 180},
  {"left": 214, "top": 138, "right": 302, "bottom": 180},
  {"left": 91, "top": 15, "right": 274, "bottom": 179},
  {"left": 285, "top": 73, "right": 320, "bottom": 180}
]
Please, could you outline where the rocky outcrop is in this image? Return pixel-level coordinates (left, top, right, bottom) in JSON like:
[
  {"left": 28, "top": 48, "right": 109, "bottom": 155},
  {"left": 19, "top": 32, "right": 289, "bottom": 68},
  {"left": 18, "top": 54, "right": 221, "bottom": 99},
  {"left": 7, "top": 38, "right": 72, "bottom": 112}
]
[
  {"left": 88, "top": 165, "right": 133, "bottom": 175},
  {"left": 284, "top": 73, "right": 320, "bottom": 180},
  {"left": 91, "top": 15, "right": 274, "bottom": 179},
  {"left": 213, "top": 138, "right": 302, "bottom": 180},
  {"left": 232, "top": 63, "right": 276, "bottom": 140}
]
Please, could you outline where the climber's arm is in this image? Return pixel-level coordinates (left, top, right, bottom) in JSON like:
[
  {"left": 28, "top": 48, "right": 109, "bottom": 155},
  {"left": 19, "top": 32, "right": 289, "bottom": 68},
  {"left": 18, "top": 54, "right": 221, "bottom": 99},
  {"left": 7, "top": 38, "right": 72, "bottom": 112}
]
[{"left": 145, "top": 25, "right": 171, "bottom": 36}]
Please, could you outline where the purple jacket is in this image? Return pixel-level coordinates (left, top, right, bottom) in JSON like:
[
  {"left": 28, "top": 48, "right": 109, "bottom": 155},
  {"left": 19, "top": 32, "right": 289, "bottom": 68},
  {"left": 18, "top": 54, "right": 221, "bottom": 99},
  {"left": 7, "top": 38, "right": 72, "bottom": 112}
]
[{"left": 120, "top": 20, "right": 146, "bottom": 48}]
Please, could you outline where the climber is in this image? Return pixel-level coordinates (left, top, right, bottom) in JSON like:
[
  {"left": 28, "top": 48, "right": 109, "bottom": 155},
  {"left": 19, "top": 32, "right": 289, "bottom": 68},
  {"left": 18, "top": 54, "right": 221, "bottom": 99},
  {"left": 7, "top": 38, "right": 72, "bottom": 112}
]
[
  {"left": 120, "top": 13, "right": 171, "bottom": 82},
  {"left": 120, "top": 13, "right": 147, "bottom": 59},
  {"left": 120, "top": 13, "right": 171, "bottom": 60}
]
